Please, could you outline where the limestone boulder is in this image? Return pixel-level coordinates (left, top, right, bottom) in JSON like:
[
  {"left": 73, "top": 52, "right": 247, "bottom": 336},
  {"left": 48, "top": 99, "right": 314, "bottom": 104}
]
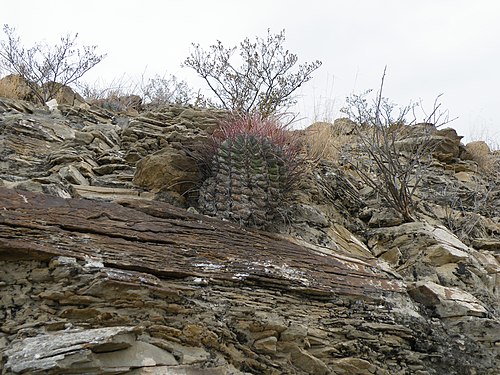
[
  {"left": 434, "top": 127, "right": 464, "bottom": 157},
  {"left": 424, "top": 243, "right": 470, "bottom": 266},
  {"left": 2, "top": 326, "right": 195, "bottom": 374},
  {"left": 395, "top": 125, "right": 464, "bottom": 162},
  {"left": 462, "top": 140, "right": 498, "bottom": 173},
  {"left": 133, "top": 145, "right": 200, "bottom": 199}
]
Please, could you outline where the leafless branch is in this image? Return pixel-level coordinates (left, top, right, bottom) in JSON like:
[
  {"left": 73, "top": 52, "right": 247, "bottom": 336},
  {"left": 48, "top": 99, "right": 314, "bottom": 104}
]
[
  {"left": 183, "top": 29, "right": 322, "bottom": 118},
  {"left": 0, "top": 24, "right": 105, "bottom": 103}
]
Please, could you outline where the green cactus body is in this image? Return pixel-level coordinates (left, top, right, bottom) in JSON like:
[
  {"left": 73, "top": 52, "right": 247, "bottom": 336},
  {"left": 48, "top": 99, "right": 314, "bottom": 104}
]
[{"left": 199, "top": 133, "right": 289, "bottom": 228}]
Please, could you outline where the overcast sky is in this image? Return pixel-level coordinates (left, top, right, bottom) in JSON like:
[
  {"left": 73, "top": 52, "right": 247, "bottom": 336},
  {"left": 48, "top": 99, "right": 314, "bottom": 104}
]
[{"left": 2, "top": 0, "right": 499, "bottom": 145}]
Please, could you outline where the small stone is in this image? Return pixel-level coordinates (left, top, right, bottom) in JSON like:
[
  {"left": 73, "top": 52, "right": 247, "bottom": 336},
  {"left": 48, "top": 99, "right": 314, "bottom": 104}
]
[
  {"left": 425, "top": 244, "right": 469, "bottom": 266},
  {"left": 331, "top": 357, "right": 378, "bottom": 374},
  {"left": 59, "top": 165, "right": 89, "bottom": 185},
  {"left": 368, "top": 208, "right": 404, "bottom": 227},
  {"left": 408, "top": 281, "right": 487, "bottom": 318},
  {"left": 455, "top": 171, "right": 473, "bottom": 182},
  {"left": 289, "top": 345, "right": 329, "bottom": 375},
  {"left": 253, "top": 336, "right": 277, "bottom": 354},
  {"left": 379, "top": 246, "right": 402, "bottom": 266}
]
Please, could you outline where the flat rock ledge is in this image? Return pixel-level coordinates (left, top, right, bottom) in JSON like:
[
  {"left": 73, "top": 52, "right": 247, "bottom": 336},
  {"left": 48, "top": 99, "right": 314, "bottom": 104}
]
[{"left": 0, "top": 187, "right": 498, "bottom": 374}]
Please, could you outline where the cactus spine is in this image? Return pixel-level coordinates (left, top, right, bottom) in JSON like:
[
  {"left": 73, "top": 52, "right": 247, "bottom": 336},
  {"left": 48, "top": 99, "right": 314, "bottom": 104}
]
[{"left": 198, "top": 115, "right": 301, "bottom": 229}]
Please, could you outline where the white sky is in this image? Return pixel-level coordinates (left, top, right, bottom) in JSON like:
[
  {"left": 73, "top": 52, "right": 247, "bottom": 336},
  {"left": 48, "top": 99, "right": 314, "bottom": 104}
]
[{"left": 2, "top": 0, "right": 500, "bottom": 145}]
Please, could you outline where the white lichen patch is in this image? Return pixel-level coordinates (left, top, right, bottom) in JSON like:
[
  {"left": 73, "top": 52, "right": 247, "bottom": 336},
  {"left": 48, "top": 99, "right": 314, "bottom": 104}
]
[
  {"left": 232, "top": 273, "right": 250, "bottom": 280},
  {"left": 192, "top": 277, "right": 209, "bottom": 285},
  {"left": 83, "top": 256, "right": 104, "bottom": 268},
  {"left": 193, "top": 262, "right": 224, "bottom": 270},
  {"left": 249, "top": 261, "right": 311, "bottom": 286},
  {"left": 18, "top": 194, "right": 28, "bottom": 203}
]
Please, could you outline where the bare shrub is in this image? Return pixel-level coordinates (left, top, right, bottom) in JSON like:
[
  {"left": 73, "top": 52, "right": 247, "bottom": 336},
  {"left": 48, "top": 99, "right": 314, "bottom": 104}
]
[
  {"left": 141, "top": 74, "right": 193, "bottom": 107},
  {"left": 77, "top": 74, "right": 138, "bottom": 102},
  {"left": 436, "top": 179, "right": 496, "bottom": 244},
  {"left": 0, "top": 24, "right": 105, "bottom": 104},
  {"left": 78, "top": 76, "right": 139, "bottom": 112},
  {"left": 340, "top": 68, "right": 452, "bottom": 222},
  {"left": 183, "top": 29, "right": 322, "bottom": 118},
  {"left": 79, "top": 72, "right": 201, "bottom": 112}
]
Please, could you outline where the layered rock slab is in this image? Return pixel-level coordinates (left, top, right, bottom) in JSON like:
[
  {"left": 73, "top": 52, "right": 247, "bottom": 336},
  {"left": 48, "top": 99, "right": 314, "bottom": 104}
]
[
  {"left": 0, "top": 187, "right": 497, "bottom": 374},
  {"left": 0, "top": 187, "right": 403, "bottom": 298}
]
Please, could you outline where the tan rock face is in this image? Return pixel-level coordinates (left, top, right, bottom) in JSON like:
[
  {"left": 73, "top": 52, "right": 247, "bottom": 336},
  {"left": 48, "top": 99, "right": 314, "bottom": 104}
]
[
  {"left": 1, "top": 187, "right": 499, "bottom": 374},
  {"left": 133, "top": 146, "right": 200, "bottom": 197},
  {"left": 41, "top": 81, "right": 88, "bottom": 107},
  {"left": 425, "top": 243, "right": 470, "bottom": 266},
  {"left": 394, "top": 125, "right": 465, "bottom": 163},
  {"left": 0, "top": 187, "right": 412, "bottom": 374},
  {"left": 409, "top": 281, "right": 488, "bottom": 318},
  {"left": 0, "top": 74, "right": 35, "bottom": 101}
]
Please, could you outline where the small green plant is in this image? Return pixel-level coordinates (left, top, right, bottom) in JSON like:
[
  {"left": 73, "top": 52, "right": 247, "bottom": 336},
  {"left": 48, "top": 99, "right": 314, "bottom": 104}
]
[{"left": 197, "top": 114, "right": 304, "bottom": 228}]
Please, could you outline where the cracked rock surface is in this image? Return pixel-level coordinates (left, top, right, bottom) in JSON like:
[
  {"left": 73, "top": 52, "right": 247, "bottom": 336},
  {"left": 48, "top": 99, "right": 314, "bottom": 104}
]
[{"left": 0, "top": 97, "right": 499, "bottom": 374}]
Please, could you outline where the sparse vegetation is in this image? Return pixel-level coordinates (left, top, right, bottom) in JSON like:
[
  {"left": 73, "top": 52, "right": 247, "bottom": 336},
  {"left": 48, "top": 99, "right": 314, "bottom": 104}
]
[
  {"left": 141, "top": 74, "right": 193, "bottom": 107},
  {"left": 432, "top": 172, "right": 498, "bottom": 244},
  {"left": 340, "top": 68, "right": 451, "bottom": 222},
  {"left": 78, "top": 72, "right": 202, "bottom": 112},
  {"left": 183, "top": 29, "right": 322, "bottom": 118},
  {"left": 0, "top": 24, "right": 105, "bottom": 104}
]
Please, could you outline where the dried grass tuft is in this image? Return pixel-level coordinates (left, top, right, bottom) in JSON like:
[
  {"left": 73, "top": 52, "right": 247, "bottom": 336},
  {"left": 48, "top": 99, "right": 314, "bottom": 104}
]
[
  {"left": 303, "top": 118, "right": 356, "bottom": 164},
  {"left": 465, "top": 141, "right": 498, "bottom": 176}
]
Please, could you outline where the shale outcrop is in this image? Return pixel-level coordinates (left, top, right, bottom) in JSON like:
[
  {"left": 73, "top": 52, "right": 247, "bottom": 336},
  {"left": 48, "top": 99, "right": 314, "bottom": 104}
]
[{"left": 0, "top": 96, "right": 499, "bottom": 374}]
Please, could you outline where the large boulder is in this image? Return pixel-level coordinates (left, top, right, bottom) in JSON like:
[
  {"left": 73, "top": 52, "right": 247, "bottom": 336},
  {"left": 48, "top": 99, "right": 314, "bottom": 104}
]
[
  {"left": 132, "top": 145, "right": 200, "bottom": 203},
  {"left": 462, "top": 140, "right": 498, "bottom": 173},
  {"left": 433, "top": 127, "right": 464, "bottom": 161},
  {"left": 42, "top": 81, "right": 88, "bottom": 108},
  {"left": 0, "top": 74, "right": 35, "bottom": 101},
  {"left": 0, "top": 76, "right": 88, "bottom": 108}
]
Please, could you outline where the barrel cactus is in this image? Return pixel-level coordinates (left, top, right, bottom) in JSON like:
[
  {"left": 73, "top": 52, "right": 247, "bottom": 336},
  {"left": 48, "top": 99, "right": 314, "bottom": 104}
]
[{"left": 198, "top": 114, "right": 303, "bottom": 229}]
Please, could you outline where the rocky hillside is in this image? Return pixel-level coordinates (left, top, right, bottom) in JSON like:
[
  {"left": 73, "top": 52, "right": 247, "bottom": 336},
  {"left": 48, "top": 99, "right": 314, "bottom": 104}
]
[{"left": 0, "top": 95, "right": 499, "bottom": 374}]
